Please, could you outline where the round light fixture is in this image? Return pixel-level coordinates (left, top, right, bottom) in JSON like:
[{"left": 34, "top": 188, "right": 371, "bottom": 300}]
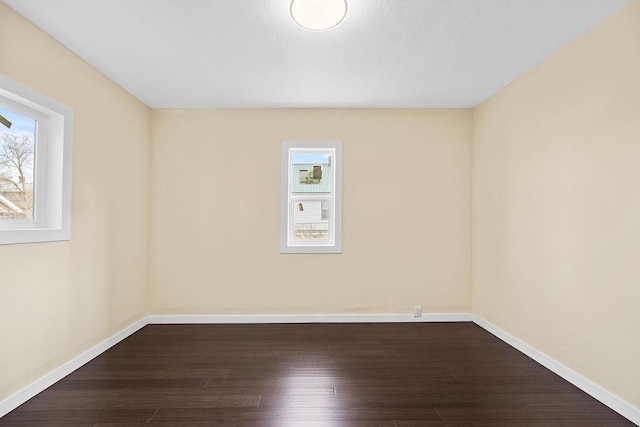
[{"left": 290, "top": 0, "right": 347, "bottom": 32}]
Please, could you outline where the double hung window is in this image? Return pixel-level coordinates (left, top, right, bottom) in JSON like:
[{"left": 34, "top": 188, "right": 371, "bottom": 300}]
[{"left": 281, "top": 141, "right": 342, "bottom": 253}]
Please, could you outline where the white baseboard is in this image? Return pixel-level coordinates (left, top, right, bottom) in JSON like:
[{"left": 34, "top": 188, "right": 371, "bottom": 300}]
[
  {"left": 472, "top": 314, "right": 640, "bottom": 426},
  {"left": 2, "top": 313, "right": 637, "bottom": 426},
  {"left": 148, "top": 312, "right": 472, "bottom": 324},
  {"left": 0, "top": 312, "right": 470, "bottom": 418},
  {"left": 0, "top": 317, "right": 148, "bottom": 418}
]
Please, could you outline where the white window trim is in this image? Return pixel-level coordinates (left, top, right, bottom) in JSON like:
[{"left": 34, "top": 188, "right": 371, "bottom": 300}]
[
  {"left": 281, "top": 140, "right": 342, "bottom": 254},
  {"left": 0, "top": 73, "right": 73, "bottom": 245}
]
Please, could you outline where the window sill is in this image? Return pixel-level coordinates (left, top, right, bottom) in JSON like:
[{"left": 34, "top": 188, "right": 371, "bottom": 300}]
[{"left": 0, "top": 226, "right": 71, "bottom": 245}]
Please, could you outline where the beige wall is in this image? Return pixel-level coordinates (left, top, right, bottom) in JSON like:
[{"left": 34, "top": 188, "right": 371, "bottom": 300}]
[
  {"left": 149, "top": 109, "right": 472, "bottom": 315},
  {"left": 472, "top": 1, "right": 640, "bottom": 406},
  {"left": 0, "top": 4, "right": 150, "bottom": 400},
  {"left": 2, "top": 0, "right": 638, "bottom": 415}
]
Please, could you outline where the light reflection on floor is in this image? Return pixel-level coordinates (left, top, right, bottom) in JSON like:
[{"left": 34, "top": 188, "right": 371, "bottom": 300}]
[{"left": 275, "top": 361, "right": 346, "bottom": 424}]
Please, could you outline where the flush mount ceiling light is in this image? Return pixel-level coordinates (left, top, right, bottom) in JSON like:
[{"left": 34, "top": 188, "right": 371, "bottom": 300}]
[{"left": 290, "top": 0, "right": 347, "bottom": 32}]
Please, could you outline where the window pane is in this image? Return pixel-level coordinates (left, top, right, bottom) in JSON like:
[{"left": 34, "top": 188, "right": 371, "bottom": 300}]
[
  {"left": 291, "top": 157, "right": 333, "bottom": 194},
  {"left": 0, "top": 106, "right": 36, "bottom": 219},
  {"left": 293, "top": 199, "right": 329, "bottom": 240}
]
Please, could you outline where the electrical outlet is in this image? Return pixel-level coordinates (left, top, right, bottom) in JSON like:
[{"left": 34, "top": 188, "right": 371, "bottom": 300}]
[{"left": 413, "top": 306, "right": 422, "bottom": 318}]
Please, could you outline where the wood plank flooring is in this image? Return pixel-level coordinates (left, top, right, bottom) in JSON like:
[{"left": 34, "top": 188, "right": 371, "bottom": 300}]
[{"left": 0, "top": 323, "right": 634, "bottom": 426}]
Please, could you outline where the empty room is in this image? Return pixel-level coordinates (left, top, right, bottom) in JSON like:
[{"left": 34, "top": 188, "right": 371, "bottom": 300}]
[{"left": 0, "top": 0, "right": 638, "bottom": 425}]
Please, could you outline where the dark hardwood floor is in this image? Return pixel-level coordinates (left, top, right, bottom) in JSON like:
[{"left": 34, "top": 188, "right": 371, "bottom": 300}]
[{"left": 0, "top": 323, "right": 634, "bottom": 426}]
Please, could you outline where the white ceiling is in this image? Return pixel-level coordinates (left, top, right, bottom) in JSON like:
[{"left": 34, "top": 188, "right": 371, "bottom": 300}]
[{"left": 2, "top": 0, "right": 633, "bottom": 108}]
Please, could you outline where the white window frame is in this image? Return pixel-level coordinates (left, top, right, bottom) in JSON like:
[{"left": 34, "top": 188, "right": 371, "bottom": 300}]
[
  {"left": 0, "top": 73, "right": 73, "bottom": 245},
  {"left": 281, "top": 140, "right": 342, "bottom": 254}
]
